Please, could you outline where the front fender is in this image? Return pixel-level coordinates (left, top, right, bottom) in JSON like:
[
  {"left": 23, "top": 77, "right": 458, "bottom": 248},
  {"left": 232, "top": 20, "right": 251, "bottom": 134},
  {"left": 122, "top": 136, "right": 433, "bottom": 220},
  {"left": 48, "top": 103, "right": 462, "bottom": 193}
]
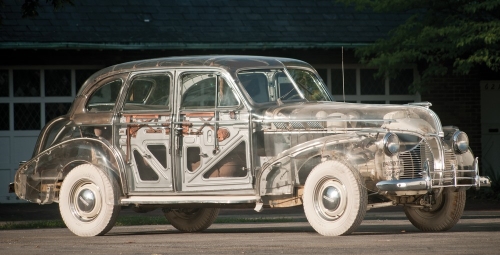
[
  {"left": 14, "top": 137, "right": 126, "bottom": 205},
  {"left": 258, "top": 132, "right": 377, "bottom": 197}
]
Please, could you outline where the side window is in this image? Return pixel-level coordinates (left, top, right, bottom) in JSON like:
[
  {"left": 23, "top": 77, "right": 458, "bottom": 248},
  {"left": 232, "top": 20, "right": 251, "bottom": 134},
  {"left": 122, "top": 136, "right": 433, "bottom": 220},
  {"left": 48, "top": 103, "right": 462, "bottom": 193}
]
[
  {"left": 181, "top": 73, "right": 216, "bottom": 108},
  {"left": 239, "top": 73, "right": 269, "bottom": 103},
  {"left": 87, "top": 79, "right": 123, "bottom": 112},
  {"left": 181, "top": 73, "right": 238, "bottom": 109},
  {"left": 217, "top": 77, "right": 238, "bottom": 107},
  {"left": 123, "top": 74, "right": 171, "bottom": 111},
  {"left": 276, "top": 72, "right": 299, "bottom": 100}
]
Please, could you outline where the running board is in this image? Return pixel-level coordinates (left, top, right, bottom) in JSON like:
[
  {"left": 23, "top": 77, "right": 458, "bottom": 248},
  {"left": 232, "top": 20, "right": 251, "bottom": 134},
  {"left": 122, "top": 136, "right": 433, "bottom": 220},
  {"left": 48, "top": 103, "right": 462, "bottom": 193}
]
[{"left": 121, "top": 195, "right": 258, "bottom": 205}]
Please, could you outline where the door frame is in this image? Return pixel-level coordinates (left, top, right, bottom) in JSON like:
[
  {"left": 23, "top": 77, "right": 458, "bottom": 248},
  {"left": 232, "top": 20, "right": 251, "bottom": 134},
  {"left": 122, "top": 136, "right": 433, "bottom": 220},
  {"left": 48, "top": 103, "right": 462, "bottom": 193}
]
[{"left": 172, "top": 69, "right": 253, "bottom": 192}]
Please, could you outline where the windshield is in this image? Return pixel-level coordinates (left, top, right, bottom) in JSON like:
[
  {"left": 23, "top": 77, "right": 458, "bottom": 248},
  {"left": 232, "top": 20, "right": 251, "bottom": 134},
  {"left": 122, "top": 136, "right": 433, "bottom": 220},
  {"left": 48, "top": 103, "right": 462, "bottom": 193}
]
[
  {"left": 237, "top": 68, "right": 331, "bottom": 104},
  {"left": 287, "top": 69, "right": 331, "bottom": 101}
]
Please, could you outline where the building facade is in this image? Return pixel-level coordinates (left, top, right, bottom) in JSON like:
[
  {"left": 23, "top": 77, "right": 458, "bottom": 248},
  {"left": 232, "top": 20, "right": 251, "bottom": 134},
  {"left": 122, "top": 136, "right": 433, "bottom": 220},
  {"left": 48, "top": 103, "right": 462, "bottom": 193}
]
[{"left": 0, "top": 0, "right": 494, "bottom": 202}]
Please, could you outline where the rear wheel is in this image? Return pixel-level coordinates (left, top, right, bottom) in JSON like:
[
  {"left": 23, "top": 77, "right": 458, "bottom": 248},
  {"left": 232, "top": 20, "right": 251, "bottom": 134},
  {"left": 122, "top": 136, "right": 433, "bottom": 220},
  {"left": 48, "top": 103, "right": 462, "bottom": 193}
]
[
  {"left": 59, "top": 164, "right": 120, "bottom": 237},
  {"left": 404, "top": 188, "right": 466, "bottom": 231},
  {"left": 163, "top": 208, "right": 219, "bottom": 232},
  {"left": 303, "top": 160, "right": 367, "bottom": 236}
]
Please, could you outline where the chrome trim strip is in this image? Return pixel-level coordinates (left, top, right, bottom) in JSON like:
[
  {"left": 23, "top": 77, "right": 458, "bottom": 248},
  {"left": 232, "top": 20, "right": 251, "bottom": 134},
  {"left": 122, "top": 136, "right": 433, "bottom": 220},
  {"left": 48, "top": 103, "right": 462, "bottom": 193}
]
[
  {"left": 172, "top": 120, "right": 248, "bottom": 125},
  {"left": 253, "top": 118, "right": 394, "bottom": 123},
  {"left": 121, "top": 195, "right": 258, "bottom": 205}
]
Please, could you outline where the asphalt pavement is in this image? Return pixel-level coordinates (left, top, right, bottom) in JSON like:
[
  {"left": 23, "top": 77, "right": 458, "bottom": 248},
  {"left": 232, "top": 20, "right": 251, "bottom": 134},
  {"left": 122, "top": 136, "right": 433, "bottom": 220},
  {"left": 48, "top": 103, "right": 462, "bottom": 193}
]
[
  {"left": 1, "top": 198, "right": 499, "bottom": 223},
  {"left": 1, "top": 206, "right": 500, "bottom": 255}
]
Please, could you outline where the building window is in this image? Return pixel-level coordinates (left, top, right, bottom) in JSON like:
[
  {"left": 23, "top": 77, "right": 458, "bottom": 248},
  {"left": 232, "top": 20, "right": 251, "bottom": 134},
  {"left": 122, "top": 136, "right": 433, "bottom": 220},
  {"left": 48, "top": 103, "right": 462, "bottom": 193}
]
[
  {"left": 13, "top": 70, "right": 40, "bottom": 97},
  {"left": 314, "top": 65, "right": 419, "bottom": 104},
  {"left": 45, "top": 69, "right": 72, "bottom": 97},
  {"left": 0, "top": 104, "right": 8, "bottom": 130},
  {"left": 46, "top": 103, "right": 72, "bottom": 123},
  {"left": 14, "top": 103, "right": 41, "bottom": 130},
  {"left": 1, "top": 67, "right": 101, "bottom": 132},
  {"left": 0, "top": 70, "right": 8, "bottom": 97},
  {"left": 331, "top": 69, "right": 356, "bottom": 95},
  {"left": 360, "top": 69, "right": 384, "bottom": 95}
]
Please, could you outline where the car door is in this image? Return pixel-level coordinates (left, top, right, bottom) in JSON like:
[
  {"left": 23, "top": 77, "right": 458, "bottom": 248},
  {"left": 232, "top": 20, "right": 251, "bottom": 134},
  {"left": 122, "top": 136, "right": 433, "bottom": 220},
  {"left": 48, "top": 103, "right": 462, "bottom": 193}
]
[
  {"left": 172, "top": 71, "right": 253, "bottom": 192},
  {"left": 117, "top": 71, "right": 174, "bottom": 193}
]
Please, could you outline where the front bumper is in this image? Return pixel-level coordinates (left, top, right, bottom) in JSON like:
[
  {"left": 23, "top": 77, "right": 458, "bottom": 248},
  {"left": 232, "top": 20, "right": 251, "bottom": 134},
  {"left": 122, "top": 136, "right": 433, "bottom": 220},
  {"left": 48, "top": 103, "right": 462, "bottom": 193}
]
[{"left": 376, "top": 157, "right": 491, "bottom": 192}]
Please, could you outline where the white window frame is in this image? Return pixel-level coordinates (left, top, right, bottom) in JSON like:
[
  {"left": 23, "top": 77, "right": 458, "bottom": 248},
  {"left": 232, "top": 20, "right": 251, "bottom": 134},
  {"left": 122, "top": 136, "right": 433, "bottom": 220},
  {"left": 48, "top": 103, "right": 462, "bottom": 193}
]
[
  {"left": 0, "top": 65, "right": 101, "bottom": 203},
  {"left": 313, "top": 64, "right": 421, "bottom": 104}
]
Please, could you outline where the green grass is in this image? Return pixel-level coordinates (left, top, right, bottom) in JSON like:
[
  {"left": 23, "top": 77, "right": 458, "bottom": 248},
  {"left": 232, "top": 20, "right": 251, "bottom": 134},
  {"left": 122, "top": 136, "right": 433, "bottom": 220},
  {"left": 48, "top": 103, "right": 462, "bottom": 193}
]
[
  {"left": 0, "top": 215, "right": 301, "bottom": 230},
  {"left": 0, "top": 220, "right": 66, "bottom": 230}
]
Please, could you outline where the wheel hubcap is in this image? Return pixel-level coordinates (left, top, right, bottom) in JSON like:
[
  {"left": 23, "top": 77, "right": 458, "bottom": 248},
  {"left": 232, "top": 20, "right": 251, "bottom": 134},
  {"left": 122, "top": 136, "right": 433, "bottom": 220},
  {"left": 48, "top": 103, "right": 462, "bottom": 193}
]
[
  {"left": 314, "top": 177, "right": 347, "bottom": 221},
  {"left": 77, "top": 188, "right": 96, "bottom": 213},
  {"left": 322, "top": 186, "right": 341, "bottom": 211},
  {"left": 70, "top": 181, "right": 102, "bottom": 222}
]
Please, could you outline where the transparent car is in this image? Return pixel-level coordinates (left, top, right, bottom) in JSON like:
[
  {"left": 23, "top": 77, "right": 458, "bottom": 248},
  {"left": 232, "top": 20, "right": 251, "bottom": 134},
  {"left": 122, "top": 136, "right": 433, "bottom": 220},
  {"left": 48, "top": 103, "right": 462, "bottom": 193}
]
[{"left": 10, "top": 55, "right": 491, "bottom": 236}]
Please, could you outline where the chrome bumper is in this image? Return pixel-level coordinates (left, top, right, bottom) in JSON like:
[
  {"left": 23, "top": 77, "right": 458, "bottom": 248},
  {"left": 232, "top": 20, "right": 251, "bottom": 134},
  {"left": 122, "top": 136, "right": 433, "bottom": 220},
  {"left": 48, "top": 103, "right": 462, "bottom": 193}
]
[{"left": 376, "top": 157, "right": 491, "bottom": 191}]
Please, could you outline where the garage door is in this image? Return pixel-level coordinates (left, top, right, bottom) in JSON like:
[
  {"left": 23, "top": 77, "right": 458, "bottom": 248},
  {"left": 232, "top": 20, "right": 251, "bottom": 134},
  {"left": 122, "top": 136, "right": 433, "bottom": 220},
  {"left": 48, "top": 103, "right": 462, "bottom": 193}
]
[{"left": 0, "top": 67, "right": 98, "bottom": 203}]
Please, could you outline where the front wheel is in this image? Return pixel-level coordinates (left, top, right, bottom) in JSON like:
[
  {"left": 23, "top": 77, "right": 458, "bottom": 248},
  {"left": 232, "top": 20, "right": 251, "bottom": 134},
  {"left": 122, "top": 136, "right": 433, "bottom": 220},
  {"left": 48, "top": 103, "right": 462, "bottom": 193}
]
[
  {"left": 303, "top": 161, "right": 367, "bottom": 236},
  {"left": 163, "top": 208, "right": 219, "bottom": 232},
  {"left": 59, "top": 164, "right": 120, "bottom": 237},
  {"left": 404, "top": 188, "right": 466, "bottom": 231}
]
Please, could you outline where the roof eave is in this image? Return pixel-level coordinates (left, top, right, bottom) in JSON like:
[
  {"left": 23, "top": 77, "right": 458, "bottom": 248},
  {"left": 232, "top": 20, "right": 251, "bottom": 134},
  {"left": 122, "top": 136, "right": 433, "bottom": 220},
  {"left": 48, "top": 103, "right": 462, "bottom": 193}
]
[{"left": 0, "top": 42, "right": 372, "bottom": 50}]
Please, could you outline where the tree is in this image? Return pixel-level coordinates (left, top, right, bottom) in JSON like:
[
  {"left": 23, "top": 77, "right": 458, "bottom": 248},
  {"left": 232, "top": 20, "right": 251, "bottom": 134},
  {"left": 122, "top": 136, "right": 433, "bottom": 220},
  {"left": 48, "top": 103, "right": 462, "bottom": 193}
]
[
  {"left": 0, "top": 0, "right": 73, "bottom": 24},
  {"left": 337, "top": 0, "right": 500, "bottom": 92}
]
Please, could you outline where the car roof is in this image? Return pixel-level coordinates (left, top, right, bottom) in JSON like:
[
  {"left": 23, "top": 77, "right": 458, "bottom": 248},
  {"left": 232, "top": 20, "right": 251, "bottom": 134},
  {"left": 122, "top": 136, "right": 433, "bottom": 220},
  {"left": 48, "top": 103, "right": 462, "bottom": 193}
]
[{"left": 78, "top": 55, "right": 312, "bottom": 95}]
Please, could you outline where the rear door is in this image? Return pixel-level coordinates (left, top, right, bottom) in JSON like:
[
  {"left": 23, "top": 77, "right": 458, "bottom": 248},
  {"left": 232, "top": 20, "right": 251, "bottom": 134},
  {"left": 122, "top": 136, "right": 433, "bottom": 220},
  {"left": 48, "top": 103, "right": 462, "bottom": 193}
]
[{"left": 118, "top": 71, "right": 174, "bottom": 192}]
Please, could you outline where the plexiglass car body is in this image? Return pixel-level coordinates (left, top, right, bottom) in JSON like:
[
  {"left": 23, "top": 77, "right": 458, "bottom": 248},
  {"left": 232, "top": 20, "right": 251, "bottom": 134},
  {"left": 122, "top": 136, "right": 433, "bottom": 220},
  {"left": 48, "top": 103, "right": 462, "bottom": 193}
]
[{"left": 11, "top": 55, "right": 491, "bottom": 236}]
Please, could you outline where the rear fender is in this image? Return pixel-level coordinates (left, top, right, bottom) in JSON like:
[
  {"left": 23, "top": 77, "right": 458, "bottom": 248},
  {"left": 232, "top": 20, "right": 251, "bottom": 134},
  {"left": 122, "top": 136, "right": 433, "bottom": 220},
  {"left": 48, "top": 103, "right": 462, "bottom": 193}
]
[{"left": 14, "top": 138, "right": 126, "bottom": 205}]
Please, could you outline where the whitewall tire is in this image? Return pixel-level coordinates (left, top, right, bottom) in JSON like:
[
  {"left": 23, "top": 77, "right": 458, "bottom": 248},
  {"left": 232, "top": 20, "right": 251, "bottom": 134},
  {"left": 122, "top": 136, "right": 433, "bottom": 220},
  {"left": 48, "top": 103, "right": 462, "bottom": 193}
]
[
  {"left": 59, "top": 164, "right": 120, "bottom": 237},
  {"left": 303, "top": 160, "right": 367, "bottom": 236}
]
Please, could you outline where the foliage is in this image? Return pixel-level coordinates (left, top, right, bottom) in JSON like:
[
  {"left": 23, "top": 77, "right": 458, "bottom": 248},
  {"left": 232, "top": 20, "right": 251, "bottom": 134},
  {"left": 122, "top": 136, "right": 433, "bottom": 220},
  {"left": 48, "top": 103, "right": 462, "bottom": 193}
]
[
  {"left": 337, "top": 0, "right": 500, "bottom": 92},
  {"left": 0, "top": 0, "right": 74, "bottom": 24}
]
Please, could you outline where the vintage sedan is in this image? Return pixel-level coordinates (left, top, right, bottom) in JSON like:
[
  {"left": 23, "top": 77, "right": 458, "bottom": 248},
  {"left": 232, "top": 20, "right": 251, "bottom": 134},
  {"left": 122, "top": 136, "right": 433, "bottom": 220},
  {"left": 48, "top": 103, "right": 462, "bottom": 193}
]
[{"left": 11, "top": 55, "right": 490, "bottom": 236}]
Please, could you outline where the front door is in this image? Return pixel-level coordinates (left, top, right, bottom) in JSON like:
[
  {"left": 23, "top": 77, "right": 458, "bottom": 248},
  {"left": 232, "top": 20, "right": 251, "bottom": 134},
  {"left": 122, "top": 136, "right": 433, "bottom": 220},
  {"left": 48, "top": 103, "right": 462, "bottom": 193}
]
[{"left": 173, "top": 71, "right": 253, "bottom": 192}]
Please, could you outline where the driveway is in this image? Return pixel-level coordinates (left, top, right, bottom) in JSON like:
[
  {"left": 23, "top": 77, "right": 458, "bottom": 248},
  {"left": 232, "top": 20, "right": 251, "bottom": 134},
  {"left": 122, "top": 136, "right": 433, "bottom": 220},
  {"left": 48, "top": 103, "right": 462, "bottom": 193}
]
[{"left": 1, "top": 204, "right": 500, "bottom": 254}]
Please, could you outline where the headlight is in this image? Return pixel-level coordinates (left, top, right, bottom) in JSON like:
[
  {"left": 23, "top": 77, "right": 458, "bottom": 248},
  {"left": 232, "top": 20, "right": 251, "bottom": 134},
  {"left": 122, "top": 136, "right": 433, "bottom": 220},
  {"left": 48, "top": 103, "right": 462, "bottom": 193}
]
[
  {"left": 383, "top": 133, "right": 400, "bottom": 156},
  {"left": 452, "top": 131, "right": 469, "bottom": 154}
]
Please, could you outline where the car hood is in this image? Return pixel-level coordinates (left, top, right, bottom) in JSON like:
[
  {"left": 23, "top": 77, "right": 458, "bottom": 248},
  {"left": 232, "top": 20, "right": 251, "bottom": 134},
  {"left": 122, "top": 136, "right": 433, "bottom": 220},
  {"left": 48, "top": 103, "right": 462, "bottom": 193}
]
[{"left": 257, "top": 101, "right": 443, "bottom": 136}]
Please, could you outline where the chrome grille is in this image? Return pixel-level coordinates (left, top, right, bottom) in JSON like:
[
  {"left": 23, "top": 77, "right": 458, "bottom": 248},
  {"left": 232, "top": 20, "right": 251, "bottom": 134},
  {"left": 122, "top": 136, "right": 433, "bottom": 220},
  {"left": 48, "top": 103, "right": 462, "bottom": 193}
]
[
  {"left": 272, "top": 121, "right": 325, "bottom": 130},
  {"left": 273, "top": 122, "right": 288, "bottom": 130},
  {"left": 442, "top": 149, "right": 457, "bottom": 185},
  {"left": 290, "top": 122, "right": 304, "bottom": 129},
  {"left": 306, "top": 121, "right": 325, "bottom": 129},
  {"left": 444, "top": 149, "right": 457, "bottom": 171},
  {"left": 399, "top": 142, "right": 434, "bottom": 179}
]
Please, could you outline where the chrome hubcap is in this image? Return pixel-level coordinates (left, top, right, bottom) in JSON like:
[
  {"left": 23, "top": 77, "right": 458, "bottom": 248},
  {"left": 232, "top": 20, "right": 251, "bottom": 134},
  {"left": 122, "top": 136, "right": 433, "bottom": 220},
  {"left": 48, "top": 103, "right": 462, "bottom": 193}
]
[
  {"left": 70, "top": 181, "right": 102, "bottom": 222},
  {"left": 314, "top": 177, "right": 347, "bottom": 221},
  {"left": 77, "top": 189, "right": 96, "bottom": 213},
  {"left": 322, "top": 186, "right": 341, "bottom": 211}
]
